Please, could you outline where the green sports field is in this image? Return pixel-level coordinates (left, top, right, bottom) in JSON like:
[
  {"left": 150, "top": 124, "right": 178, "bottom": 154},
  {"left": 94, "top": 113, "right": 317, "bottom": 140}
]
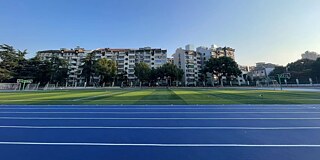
[{"left": 0, "top": 88, "right": 319, "bottom": 105}]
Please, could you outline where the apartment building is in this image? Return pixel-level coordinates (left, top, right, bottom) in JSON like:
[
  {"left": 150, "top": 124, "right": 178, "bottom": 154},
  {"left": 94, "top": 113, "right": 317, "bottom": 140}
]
[
  {"left": 196, "top": 45, "right": 217, "bottom": 67},
  {"left": 134, "top": 47, "right": 167, "bottom": 69},
  {"left": 172, "top": 46, "right": 201, "bottom": 86},
  {"left": 92, "top": 47, "right": 167, "bottom": 81},
  {"left": 196, "top": 45, "right": 235, "bottom": 66},
  {"left": 249, "top": 62, "right": 279, "bottom": 79},
  {"left": 38, "top": 46, "right": 167, "bottom": 85},
  {"left": 215, "top": 47, "right": 235, "bottom": 60},
  {"left": 37, "top": 46, "right": 91, "bottom": 85}
]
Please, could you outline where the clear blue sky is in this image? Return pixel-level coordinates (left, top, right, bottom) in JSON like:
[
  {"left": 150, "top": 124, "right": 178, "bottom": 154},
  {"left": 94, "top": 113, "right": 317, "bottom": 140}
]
[{"left": 1, "top": 0, "right": 320, "bottom": 66}]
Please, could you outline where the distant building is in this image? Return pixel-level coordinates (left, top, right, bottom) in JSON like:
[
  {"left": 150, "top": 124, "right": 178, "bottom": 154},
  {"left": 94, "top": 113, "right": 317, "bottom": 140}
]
[
  {"left": 172, "top": 47, "right": 201, "bottom": 86},
  {"left": 196, "top": 46, "right": 215, "bottom": 67},
  {"left": 250, "top": 62, "right": 279, "bottom": 79},
  {"left": 214, "top": 47, "right": 235, "bottom": 60},
  {"left": 37, "top": 46, "right": 91, "bottom": 85},
  {"left": 185, "top": 44, "right": 195, "bottom": 51},
  {"left": 167, "top": 57, "right": 174, "bottom": 64},
  {"left": 196, "top": 45, "right": 235, "bottom": 67},
  {"left": 90, "top": 47, "right": 167, "bottom": 81},
  {"left": 237, "top": 65, "right": 253, "bottom": 85},
  {"left": 301, "top": 51, "right": 320, "bottom": 61},
  {"left": 38, "top": 46, "right": 167, "bottom": 85}
]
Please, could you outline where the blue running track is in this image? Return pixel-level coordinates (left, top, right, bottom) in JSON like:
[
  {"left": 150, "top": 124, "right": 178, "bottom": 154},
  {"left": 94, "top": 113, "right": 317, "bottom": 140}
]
[{"left": 0, "top": 105, "right": 320, "bottom": 160}]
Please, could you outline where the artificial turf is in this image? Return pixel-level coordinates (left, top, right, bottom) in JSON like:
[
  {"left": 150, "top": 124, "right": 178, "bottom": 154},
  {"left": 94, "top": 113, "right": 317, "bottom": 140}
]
[{"left": 0, "top": 88, "right": 319, "bottom": 105}]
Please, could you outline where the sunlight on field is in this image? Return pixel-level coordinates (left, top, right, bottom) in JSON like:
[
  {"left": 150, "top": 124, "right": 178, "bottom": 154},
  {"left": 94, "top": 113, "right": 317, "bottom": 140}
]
[{"left": 0, "top": 88, "right": 319, "bottom": 105}]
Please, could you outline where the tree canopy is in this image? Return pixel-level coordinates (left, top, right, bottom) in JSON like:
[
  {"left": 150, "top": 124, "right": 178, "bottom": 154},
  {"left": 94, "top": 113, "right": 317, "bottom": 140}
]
[
  {"left": 95, "top": 58, "right": 117, "bottom": 84},
  {"left": 204, "top": 57, "right": 242, "bottom": 85},
  {"left": 134, "top": 62, "right": 151, "bottom": 83},
  {"left": 81, "top": 52, "right": 96, "bottom": 85}
]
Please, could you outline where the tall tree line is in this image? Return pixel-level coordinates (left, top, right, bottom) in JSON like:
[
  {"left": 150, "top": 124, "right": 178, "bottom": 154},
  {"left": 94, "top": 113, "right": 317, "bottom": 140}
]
[
  {"left": 134, "top": 62, "right": 184, "bottom": 86},
  {"left": 0, "top": 44, "right": 68, "bottom": 84},
  {"left": 0, "top": 44, "right": 119, "bottom": 86},
  {"left": 270, "top": 58, "right": 320, "bottom": 84}
]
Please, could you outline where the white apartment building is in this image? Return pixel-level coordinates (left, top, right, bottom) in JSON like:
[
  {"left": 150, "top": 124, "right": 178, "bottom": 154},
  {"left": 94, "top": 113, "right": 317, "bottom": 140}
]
[
  {"left": 196, "top": 45, "right": 235, "bottom": 66},
  {"left": 301, "top": 51, "right": 320, "bottom": 61},
  {"left": 173, "top": 46, "right": 201, "bottom": 86},
  {"left": 37, "top": 46, "right": 167, "bottom": 85},
  {"left": 92, "top": 47, "right": 167, "bottom": 81},
  {"left": 134, "top": 47, "right": 167, "bottom": 69},
  {"left": 250, "top": 62, "right": 278, "bottom": 79},
  {"left": 185, "top": 44, "right": 195, "bottom": 51},
  {"left": 215, "top": 47, "right": 235, "bottom": 60},
  {"left": 196, "top": 45, "right": 216, "bottom": 67},
  {"left": 37, "top": 46, "right": 91, "bottom": 85}
]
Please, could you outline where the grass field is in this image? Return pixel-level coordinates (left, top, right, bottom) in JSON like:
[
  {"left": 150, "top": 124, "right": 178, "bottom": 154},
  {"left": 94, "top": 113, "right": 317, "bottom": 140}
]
[{"left": 0, "top": 88, "right": 319, "bottom": 105}]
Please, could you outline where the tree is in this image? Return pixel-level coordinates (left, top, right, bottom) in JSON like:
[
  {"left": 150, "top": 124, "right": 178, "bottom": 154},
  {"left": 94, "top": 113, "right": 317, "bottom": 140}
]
[
  {"left": 34, "top": 59, "right": 51, "bottom": 84},
  {"left": 287, "top": 59, "right": 314, "bottom": 83},
  {"left": 95, "top": 58, "right": 117, "bottom": 85},
  {"left": 116, "top": 71, "right": 128, "bottom": 87},
  {"left": 152, "top": 63, "right": 184, "bottom": 86},
  {"left": 269, "top": 66, "right": 287, "bottom": 81},
  {"left": 0, "top": 68, "right": 11, "bottom": 82},
  {"left": 134, "top": 62, "right": 151, "bottom": 85},
  {"left": 81, "top": 52, "right": 96, "bottom": 85},
  {"left": 149, "top": 68, "right": 159, "bottom": 86},
  {"left": 199, "top": 69, "right": 208, "bottom": 86},
  {"left": 48, "top": 56, "right": 68, "bottom": 84},
  {"left": 311, "top": 58, "right": 320, "bottom": 83},
  {"left": 205, "top": 57, "right": 242, "bottom": 86},
  {"left": 0, "top": 44, "right": 27, "bottom": 82}
]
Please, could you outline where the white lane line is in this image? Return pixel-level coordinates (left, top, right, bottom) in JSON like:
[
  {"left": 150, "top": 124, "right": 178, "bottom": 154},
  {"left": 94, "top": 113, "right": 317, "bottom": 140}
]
[
  {"left": 1, "top": 117, "right": 320, "bottom": 120},
  {"left": 2, "top": 99, "right": 320, "bottom": 101},
  {"left": 0, "top": 142, "right": 320, "bottom": 147},
  {"left": 0, "top": 108, "right": 317, "bottom": 110},
  {"left": 2, "top": 111, "right": 320, "bottom": 114},
  {"left": 1, "top": 126, "right": 320, "bottom": 130}
]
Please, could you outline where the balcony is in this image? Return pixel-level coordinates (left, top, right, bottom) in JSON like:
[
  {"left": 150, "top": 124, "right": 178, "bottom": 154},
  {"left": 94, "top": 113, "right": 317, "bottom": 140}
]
[
  {"left": 69, "top": 75, "right": 77, "bottom": 78},
  {"left": 70, "top": 66, "right": 78, "bottom": 69}
]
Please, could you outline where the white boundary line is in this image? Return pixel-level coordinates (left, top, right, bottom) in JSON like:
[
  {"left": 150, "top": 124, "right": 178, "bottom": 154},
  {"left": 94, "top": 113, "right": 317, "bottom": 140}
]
[
  {"left": 1, "top": 126, "right": 320, "bottom": 130},
  {"left": 1, "top": 111, "right": 320, "bottom": 114},
  {"left": 0, "top": 142, "right": 320, "bottom": 147},
  {"left": 1, "top": 117, "right": 320, "bottom": 120}
]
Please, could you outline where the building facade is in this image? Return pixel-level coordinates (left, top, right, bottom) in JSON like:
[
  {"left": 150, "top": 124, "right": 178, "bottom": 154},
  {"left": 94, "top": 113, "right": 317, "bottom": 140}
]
[
  {"left": 37, "top": 46, "right": 91, "bottom": 86},
  {"left": 214, "top": 47, "right": 235, "bottom": 60},
  {"left": 92, "top": 47, "right": 167, "bottom": 81},
  {"left": 196, "top": 45, "right": 235, "bottom": 67},
  {"left": 172, "top": 46, "right": 201, "bottom": 86},
  {"left": 38, "top": 46, "right": 167, "bottom": 85},
  {"left": 249, "top": 62, "right": 278, "bottom": 80}
]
